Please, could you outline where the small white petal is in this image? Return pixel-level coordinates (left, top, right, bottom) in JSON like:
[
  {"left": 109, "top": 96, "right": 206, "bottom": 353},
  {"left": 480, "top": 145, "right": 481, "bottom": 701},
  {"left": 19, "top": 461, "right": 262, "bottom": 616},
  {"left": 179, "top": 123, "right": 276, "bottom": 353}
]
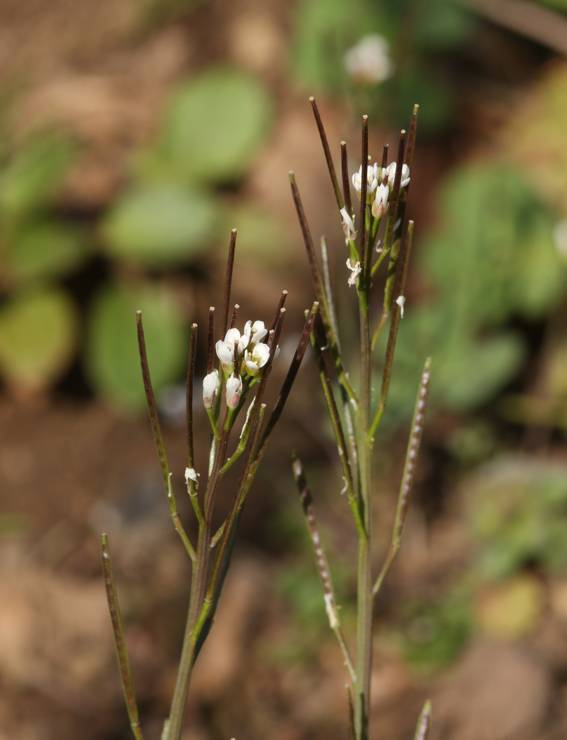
[
  {"left": 346, "top": 258, "right": 362, "bottom": 288},
  {"left": 396, "top": 295, "right": 406, "bottom": 318},
  {"left": 340, "top": 207, "right": 357, "bottom": 243}
]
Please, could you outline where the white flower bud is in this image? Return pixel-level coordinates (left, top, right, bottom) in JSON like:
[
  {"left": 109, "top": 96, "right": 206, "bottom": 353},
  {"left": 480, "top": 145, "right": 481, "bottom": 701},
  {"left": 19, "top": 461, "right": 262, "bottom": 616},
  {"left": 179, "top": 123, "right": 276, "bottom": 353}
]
[
  {"left": 352, "top": 163, "right": 379, "bottom": 197},
  {"left": 340, "top": 208, "right": 357, "bottom": 243},
  {"left": 202, "top": 369, "right": 220, "bottom": 409},
  {"left": 396, "top": 295, "right": 406, "bottom": 318},
  {"left": 226, "top": 374, "right": 243, "bottom": 409},
  {"left": 371, "top": 183, "right": 389, "bottom": 219},
  {"left": 386, "top": 162, "right": 411, "bottom": 190},
  {"left": 244, "top": 342, "right": 270, "bottom": 376},
  {"left": 243, "top": 320, "right": 267, "bottom": 345},
  {"left": 216, "top": 328, "right": 249, "bottom": 372}
]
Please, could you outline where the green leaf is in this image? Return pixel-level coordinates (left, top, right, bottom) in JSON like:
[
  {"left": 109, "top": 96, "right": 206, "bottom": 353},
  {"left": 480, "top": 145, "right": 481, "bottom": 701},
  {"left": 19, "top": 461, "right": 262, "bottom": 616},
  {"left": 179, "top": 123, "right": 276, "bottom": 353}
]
[
  {"left": 86, "top": 282, "right": 186, "bottom": 411},
  {"left": 102, "top": 184, "right": 218, "bottom": 266},
  {"left": 466, "top": 456, "right": 567, "bottom": 579},
  {"left": 0, "top": 287, "right": 77, "bottom": 392},
  {"left": 424, "top": 163, "right": 564, "bottom": 324},
  {"left": 3, "top": 220, "right": 88, "bottom": 284},
  {"left": 155, "top": 68, "right": 273, "bottom": 184},
  {"left": 0, "top": 132, "right": 77, "bottom": 218},
  {"left": 223, "top": 204, "right": 291, "bottom": 266}
]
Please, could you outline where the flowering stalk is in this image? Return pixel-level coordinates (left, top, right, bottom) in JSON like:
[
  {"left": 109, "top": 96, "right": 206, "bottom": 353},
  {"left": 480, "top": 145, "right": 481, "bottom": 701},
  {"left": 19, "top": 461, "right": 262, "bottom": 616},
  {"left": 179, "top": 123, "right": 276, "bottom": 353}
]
[
  {"left": 101, "top": 230, "right": 317, "bottom": 740},
  {"left": 290, "top": 99, "right": 431, "bottom": 740}
]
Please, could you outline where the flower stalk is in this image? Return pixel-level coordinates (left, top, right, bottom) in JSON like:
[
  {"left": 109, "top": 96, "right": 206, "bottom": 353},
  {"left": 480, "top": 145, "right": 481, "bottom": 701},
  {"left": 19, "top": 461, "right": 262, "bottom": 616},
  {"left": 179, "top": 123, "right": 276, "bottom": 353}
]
[{"left": 291, "top": 98, "right": 431, "bottom": 740}]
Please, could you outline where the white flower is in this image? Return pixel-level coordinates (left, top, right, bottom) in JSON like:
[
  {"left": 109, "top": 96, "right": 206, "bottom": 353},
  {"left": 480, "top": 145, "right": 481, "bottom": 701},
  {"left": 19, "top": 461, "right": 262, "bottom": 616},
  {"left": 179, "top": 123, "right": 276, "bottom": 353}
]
[
  {"left": 215, "top": 328, "right": 248, "bottom": 372},
  {"left": 202, "top": 369, "right": 220, "bottom": 409},
  {"left": 344, "top": 34, "right": 393, "bottom": 85},
  {"left": 346, "top": 258, "right": 362, "bottom": 288},
  {"left": 184, "top": 467, "right": 199, "bottom": 484},
  {"left": 243, "top": 320, "right": 267, "bottom": 345},
  {"left": 226, "top": 374, "right": 243, "bottom": 409},
  {"left": 396, "top": 295, "right": 406, "bottom": 318},
  {"left": 340, "top": 208, "right": 357, "bottom": 243},
  {"left": 244, "top": 342, "right": 270, "bottom": 376},
  {"left": 371, "top": 183, "right": 389, "bottom": 219},
  {"left": 385, "top": 162, "right": 411, "bottom": 190},
  {"left": 352, "top": 163, "right": 379, "bottom": 197}
]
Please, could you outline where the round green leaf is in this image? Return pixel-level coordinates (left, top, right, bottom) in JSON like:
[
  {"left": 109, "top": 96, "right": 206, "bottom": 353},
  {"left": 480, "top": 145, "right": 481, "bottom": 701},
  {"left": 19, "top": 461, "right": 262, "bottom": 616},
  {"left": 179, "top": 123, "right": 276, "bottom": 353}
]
[
  {"left": 102, "top": 184, "right": 218, "bottom": 266},
  {"left": 158, "top": 68, "right": 273, "bottom": 183},
  {"left": 4, "top": 220, "right": 88, "bottom": 284},
  {"left": 0, "top": 132, "right": 77, "bottom": 218},
  {"left": 86, "top": 282, "right": 186, "bottom": 411},
  {"left": 0, "top": 288, "right": 77, "bottom": 392}
]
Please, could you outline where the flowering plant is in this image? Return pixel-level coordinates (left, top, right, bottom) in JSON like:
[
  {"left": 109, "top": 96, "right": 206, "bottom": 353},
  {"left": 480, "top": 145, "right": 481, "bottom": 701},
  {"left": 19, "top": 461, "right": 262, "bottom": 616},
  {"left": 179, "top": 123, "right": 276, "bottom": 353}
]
[
  {"left": 289, "top": 98, "right": 431, "bottom": 740},
  {"left": 101, "top": 229, "right": 317, "bottom": 740}
]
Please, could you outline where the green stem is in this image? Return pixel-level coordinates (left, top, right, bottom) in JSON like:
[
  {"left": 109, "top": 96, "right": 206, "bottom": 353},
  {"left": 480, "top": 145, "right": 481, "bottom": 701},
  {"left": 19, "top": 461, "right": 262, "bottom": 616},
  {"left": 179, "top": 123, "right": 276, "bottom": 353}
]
[{"left": 354, "top": 294, "right": 373, "bottom": 740}]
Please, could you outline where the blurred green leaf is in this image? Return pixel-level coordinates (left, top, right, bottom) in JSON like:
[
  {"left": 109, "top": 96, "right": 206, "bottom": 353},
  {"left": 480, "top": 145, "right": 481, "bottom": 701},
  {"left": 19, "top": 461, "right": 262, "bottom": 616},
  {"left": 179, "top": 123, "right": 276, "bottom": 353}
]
[
  {"left": 3, "top": 220, "right": 88, "bottom": 284},
  {"left": 0, "top": 132, "right": 77, "bottom": 218},
  {"left": 154, "top": 68, "right": 273, "bottom": 184},
  {"left": 86, "top": 282, "right": 186, "bottom": 411},
  {"left": 425, "top": 163, "right": 564, "bottom": 324},
  {"left": 102, "top": 184, "right": 217, "bottom": 266},
  {"left": 400, "top": 589, "right": 472, "bottom": 673},
  {"left": 0, "top": 287, "right": 77, "bottom": 391},
  {"left": 224, "top": 204, "right": 291, "bottom": 266},
  {"left": 466, "top": 456, "right": 567, "bottom": 579}
]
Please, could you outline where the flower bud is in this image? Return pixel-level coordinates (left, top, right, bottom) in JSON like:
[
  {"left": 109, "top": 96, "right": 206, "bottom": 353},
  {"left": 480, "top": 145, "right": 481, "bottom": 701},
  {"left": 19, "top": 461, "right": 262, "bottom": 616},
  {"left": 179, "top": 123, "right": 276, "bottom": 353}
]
[
  {"left": 202, "top": 369, "right": 220, "bottom": 409},
  {"left": 371, "top": 183, "right": 389, "bottom": 219},
  {"left": 244, "top": 320, "right": 267, "bottom": 345},
  {"left": 226, "top": 374, "right": 243, "bottom": 409}
]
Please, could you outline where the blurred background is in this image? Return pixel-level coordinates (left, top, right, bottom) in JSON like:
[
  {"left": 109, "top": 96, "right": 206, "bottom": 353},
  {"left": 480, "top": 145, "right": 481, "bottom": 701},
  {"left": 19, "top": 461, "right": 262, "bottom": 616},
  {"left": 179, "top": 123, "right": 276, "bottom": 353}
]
[{"left": 1, "top": 0, "right": 567, "bottom": 738}]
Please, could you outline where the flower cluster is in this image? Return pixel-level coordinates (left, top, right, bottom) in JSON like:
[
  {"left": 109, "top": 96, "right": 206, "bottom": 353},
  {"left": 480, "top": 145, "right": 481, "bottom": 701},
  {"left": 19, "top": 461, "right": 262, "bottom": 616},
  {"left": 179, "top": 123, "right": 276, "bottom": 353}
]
[
  {"left": 203, "top": 320, "right": 271, "bottom": 410},
  {"left": 351, "top": 160, "right": 411, "bottom": 218}
]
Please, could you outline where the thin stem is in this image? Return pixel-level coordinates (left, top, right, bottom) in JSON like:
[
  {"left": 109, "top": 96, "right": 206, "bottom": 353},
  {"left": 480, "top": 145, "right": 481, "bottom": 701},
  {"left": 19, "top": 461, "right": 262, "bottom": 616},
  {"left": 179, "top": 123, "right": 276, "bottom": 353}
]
[
  {"left": 222, "top": 229, "right": 237, "bottom": 335},
  {"left": 207, "top": 306, "right": 215, "bottom": 372},
  {"left": 358, "top": 115, "right": 370, "bottom": 282},
  {"left": 136, "top": 311, "right": 171, "bottom": 493},
  {"left": 341, "top": 140, "right": 353, "bottom": 216},
  {"left": 369, "top": 221, "right": 414, "bottom": 439},
  {"left": 166, "top": 473, "right": 196, "bottom": 562},
  {"left": 185, "top": 323, "right": 198, "bottom": 472},
  {"left": 354, "top": 292, "right": 373, "bottom": 740},
  {"left": 229, "top": 303, "right": 240, "bottom": 330},
  {"left": 101, "top": 534, "right": 144, "bottom": 740},
  {"left": 289, "top": 171, "right": 358, "bottom": 404},
  {"left": 310, "top": 96, "right": 343, "bottom": 210},
  {"left": 373, "top": 358, "right": 431, "bottom": 598},
  {"left": 258, "top": 302, "right": 319, "bottom": 453},
  {"left": 414, "top": 700, "right": 432, "bottom": 740},
  {"left": 321, "top": 237, "right": 339, "bottom": 340},
  {"left": 291, "top": 454, "right": 356, "bottom": 684},
  {"left": 310, "top": 323, "right": 365, "bottom": 538},
  {"left": 270, "top": 290, "right": 288, "bottom": 332}
]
